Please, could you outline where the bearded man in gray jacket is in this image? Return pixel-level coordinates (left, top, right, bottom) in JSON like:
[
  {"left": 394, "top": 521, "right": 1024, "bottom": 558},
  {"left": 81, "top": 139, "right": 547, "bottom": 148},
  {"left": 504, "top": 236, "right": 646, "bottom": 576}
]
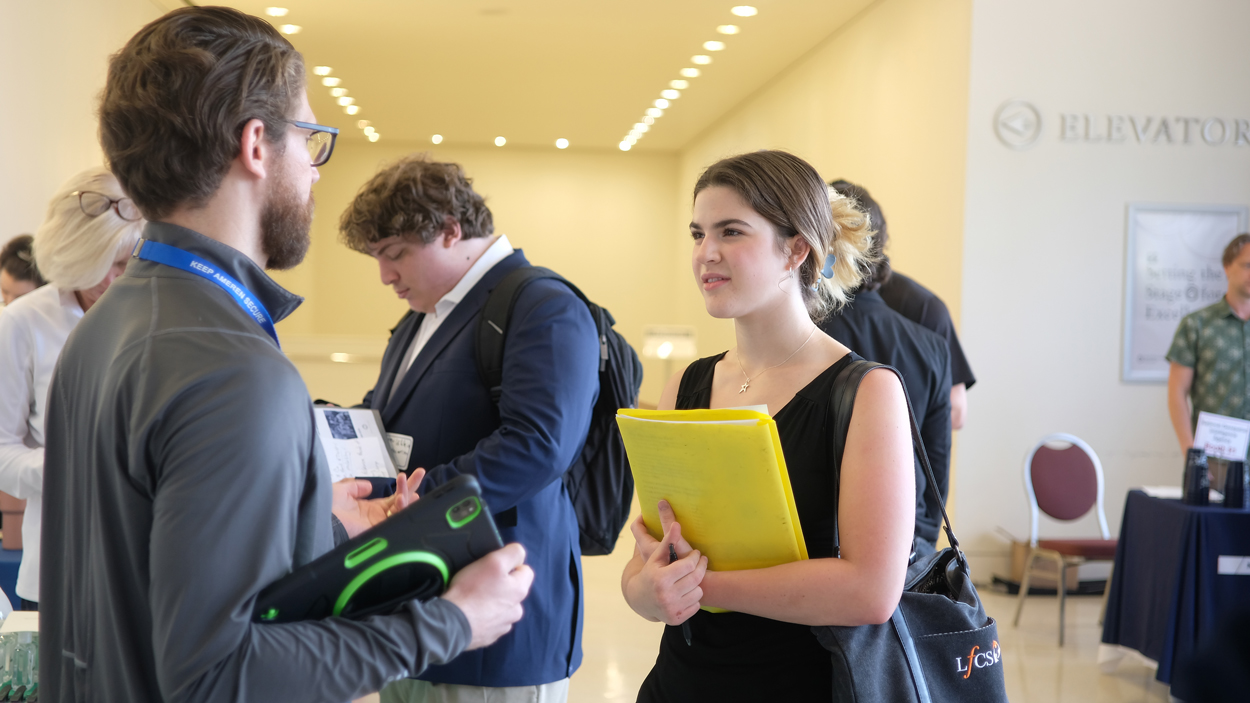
[{"left": 39, "top": 7, "right": 533, "bottom": 702}]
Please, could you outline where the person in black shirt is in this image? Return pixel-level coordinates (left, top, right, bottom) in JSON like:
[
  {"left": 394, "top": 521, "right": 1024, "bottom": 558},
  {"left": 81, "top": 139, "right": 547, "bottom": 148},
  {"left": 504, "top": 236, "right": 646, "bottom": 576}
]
[
  {"left": 829, "top": 181, "right": 975, "bottom": 430},
  {"left": 879, "top": 272, "right": 975, "bottom": 428},
  {"left": 823, "top": 181, "right": 952, "bottom": 558}
]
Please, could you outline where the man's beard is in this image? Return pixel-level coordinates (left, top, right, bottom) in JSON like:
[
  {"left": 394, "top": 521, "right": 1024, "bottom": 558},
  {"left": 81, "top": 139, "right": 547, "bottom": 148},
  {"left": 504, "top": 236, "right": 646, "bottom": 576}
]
[{"left": 260, "top": 167, "right": 314, "bottom": 271}]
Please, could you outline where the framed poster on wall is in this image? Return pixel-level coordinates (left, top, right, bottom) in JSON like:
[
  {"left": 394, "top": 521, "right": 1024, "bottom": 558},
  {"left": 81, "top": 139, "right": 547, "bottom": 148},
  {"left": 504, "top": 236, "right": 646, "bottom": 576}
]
[{"left": 1123, "top": 203, "right": 1249, "bottom": 382}]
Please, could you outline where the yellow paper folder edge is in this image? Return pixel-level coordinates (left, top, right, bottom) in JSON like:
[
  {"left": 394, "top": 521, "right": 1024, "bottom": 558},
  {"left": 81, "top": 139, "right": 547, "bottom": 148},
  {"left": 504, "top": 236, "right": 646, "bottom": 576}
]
[{"left": 617, "top": 408, "right": 809, "bottom": 563}]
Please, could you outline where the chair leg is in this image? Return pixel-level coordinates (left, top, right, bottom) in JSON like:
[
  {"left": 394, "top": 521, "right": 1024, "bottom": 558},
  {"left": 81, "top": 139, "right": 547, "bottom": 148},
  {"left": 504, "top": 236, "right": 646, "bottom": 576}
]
[
  {"left": 1013, "top": 548, "right": 1037, "bottom": 627},
  {"left": 1099, "top": 562, "right": 1114, "bottom": 626},
  {"left": 1057, "top": 557, "right": 1068, "bottom": 647}
]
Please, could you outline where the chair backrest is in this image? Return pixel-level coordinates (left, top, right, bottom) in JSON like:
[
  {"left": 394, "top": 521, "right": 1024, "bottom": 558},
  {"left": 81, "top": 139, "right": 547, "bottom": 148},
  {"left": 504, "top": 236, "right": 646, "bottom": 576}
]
[{"left": 1022, "top": 433, "right": 1110, "bottom": 545}]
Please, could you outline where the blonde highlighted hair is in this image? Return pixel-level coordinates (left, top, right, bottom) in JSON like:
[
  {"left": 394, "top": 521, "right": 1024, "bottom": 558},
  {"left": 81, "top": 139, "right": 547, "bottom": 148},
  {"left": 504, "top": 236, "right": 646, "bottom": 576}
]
[
  {"left": 693, "top": 150, "right": 877, "bottom": 321},
  {"left": 33, "top": 167, "right": 145, "bottom": 290}
]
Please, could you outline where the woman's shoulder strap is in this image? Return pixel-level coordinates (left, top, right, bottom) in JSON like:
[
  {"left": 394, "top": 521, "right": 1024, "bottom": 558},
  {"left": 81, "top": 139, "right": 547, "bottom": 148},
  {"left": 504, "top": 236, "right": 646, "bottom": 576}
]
[{"left": 676, "top": 352, "right": 726, "bottom": 403}]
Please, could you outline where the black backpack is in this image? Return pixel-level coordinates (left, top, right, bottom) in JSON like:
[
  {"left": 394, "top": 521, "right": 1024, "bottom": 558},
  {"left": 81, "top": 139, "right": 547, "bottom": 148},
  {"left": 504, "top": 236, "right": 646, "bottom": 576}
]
[{"left": 475, "top": 266, "right": 642, "bottom": 556}]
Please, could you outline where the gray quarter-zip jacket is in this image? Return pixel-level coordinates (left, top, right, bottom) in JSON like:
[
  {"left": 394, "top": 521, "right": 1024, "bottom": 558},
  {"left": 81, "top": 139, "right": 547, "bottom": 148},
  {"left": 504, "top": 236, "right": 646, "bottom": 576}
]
[{"left": 40, "top": 222, "right": 471, "bottom": 702}]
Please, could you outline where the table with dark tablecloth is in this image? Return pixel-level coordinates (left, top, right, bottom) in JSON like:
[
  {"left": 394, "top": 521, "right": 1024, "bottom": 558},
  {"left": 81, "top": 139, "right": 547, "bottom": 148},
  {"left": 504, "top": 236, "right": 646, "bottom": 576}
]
[{"left": 1100, "top": 490, "right": 1250, "bottom": 699}]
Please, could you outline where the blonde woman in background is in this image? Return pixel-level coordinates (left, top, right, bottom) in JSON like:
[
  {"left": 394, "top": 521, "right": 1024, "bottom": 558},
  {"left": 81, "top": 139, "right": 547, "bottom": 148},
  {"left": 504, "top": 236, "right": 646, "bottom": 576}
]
[
  {"left": 620, "top": 151, "right": 915, "bottom": 701},
  {"left": 0, "top": 166, "right": 143, "bottom": 609}
]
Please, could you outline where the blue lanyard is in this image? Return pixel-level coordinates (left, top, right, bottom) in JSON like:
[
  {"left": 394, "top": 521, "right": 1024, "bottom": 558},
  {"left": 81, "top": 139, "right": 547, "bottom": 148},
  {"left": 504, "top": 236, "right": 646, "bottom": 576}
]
[{"left": 133, "top": 238, "right": 280, "bottom": 347}]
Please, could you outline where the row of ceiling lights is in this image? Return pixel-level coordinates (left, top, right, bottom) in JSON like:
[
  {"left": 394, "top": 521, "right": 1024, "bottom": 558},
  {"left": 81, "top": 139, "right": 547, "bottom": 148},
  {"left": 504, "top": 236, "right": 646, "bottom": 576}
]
[
  {"left": 425, "top": 134, "right": 572, "bottom": 149},
  {"left": 619, "top": 5, "right": 757, "bottom": 151},
  {"left": 273, "top": 3, "right": 567, "bottom": 152},
  {"left": 267, "top": 8, "right": 381, "bottom": 143}
]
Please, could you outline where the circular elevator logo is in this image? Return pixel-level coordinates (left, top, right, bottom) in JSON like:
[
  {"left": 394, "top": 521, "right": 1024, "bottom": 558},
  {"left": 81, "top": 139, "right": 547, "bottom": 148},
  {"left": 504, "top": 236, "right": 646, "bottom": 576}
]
[{"left": 994, "top": 100, "right": 1042, "bottom": 149}]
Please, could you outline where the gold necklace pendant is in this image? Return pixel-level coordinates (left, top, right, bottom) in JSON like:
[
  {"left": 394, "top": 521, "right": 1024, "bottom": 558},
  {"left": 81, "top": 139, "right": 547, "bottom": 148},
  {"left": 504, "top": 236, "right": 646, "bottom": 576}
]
[{"left": 739, "top": 380, "right": 750, "bottom": 393}]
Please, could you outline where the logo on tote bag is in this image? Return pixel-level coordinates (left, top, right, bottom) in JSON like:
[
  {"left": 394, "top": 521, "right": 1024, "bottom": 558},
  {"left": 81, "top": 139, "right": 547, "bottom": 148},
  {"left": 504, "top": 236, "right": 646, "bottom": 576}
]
[{"left": 954, "top": 640, "right": 1002, "bottom": 679}]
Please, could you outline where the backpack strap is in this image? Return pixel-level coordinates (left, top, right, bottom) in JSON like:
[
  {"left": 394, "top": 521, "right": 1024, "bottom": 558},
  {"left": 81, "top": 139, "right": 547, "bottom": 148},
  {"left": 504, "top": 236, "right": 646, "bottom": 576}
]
[
  {"left": 476, "top": 265, "right": 600, "bottom": 404},
  {"left": 829, "top": 359, "right": 963, "bottom": 568}
]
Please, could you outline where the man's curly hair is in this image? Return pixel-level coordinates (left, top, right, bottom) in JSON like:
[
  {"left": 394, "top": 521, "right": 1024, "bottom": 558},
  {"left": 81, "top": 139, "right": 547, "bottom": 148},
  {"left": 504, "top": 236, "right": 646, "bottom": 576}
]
[{"left": 340, "top": 154, "right": 494, "bottom": 252}]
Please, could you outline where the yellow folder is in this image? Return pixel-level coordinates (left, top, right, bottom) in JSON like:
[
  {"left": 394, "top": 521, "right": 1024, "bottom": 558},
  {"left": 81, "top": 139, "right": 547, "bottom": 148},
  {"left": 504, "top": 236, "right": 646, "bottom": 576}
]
[{"left": 617, "top": 408, "right": 808, "bottom": 573}]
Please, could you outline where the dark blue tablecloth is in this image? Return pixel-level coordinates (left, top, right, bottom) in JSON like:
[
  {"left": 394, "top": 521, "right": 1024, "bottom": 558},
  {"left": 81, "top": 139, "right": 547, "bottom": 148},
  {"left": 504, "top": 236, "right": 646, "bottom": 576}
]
[
  {"left": 1101, "top": 490, "right": 1250, "bottom": 699},
  {"left": 0, "top": 548, "right": 20, "bottom": 607}
]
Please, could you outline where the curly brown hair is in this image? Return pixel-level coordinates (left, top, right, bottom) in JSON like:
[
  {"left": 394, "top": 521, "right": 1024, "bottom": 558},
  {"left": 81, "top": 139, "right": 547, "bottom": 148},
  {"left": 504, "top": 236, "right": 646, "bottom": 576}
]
[
  {"left": 99, "top": 6, "right": 305, "bottom": 220},
  {"left": 339, "top": 154, "right": 494, "bottom": 252}
]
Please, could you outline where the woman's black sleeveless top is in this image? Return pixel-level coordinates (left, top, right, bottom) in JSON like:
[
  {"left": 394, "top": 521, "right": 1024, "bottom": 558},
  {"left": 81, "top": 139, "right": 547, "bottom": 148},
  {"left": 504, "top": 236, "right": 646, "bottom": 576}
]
[{"left": 636, "top": 351, "right": 860, "bottom": 703}]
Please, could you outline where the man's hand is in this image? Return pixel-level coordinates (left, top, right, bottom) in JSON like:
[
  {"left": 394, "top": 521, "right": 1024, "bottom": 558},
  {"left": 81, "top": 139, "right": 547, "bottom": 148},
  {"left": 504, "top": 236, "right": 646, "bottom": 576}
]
[
  {"left": 442, "top": 543, "right": 535, "bottom": 650},
  {"left": 331, "top": 469, "right": 425, "bottom": 539}
]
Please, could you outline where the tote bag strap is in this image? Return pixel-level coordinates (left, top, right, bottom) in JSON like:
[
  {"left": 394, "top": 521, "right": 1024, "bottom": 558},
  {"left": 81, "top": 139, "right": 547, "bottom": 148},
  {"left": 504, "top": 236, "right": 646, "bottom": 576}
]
[{"left": 828, "top": 359, "right": 964, "bottom": 569}]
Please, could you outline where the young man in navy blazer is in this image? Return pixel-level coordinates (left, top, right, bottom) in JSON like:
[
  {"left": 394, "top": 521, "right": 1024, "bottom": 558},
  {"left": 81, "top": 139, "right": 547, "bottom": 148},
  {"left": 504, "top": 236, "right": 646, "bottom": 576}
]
[{"left": 342, "top": 154, "right": 600, "bottom": 703}]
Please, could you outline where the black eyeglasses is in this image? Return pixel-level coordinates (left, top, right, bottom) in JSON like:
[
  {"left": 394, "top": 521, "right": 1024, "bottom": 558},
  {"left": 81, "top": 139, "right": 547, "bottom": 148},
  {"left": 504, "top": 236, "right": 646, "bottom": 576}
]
[
  {"left": 287, "top": 120, "right": 339, "bottom": 167},
  {"left": 69, "top": 191, "right": 142, "bottom": 222}
]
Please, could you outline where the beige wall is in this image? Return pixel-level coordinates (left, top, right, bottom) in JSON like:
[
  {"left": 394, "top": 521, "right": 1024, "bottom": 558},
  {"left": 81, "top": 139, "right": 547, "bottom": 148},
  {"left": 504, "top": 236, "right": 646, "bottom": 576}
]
[
  {"left": 960, "top": 0, "right": 1250, "bottom": 578},
  {"left": 674, "top": 0, "right": 974, "bottom": 361},
  {"left": 0, "top": 0, "right": 160, "bottom": 243},
  {"left": 273, "top": 140, "right": 680, "bottom": 405}
]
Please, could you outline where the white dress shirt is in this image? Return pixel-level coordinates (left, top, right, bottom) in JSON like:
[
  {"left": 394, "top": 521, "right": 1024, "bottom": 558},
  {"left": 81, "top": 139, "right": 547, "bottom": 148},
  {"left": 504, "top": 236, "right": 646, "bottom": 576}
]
[
  {"left": 0, "top": 284, "right": 83, "bottom": 601},
  {"left": 389, "top": 235, "right": 514, "bottom": 403}
]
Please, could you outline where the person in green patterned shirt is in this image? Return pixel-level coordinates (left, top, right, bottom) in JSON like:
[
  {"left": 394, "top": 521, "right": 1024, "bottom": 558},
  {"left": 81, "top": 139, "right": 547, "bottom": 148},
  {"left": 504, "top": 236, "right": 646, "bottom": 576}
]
[{"left": 1167, "top": 233, "right": 1250, "bottom": 469}]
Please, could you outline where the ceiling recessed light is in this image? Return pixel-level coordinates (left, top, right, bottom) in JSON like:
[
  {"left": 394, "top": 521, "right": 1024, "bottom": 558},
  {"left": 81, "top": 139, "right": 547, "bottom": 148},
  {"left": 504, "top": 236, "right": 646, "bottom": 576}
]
[
  {"left": 279, "top": 24, "right": 301, "bottom": 35},
  {"left": 680, "top": 68, "right": 701, "bottom": 78},
  {"left": 731, "top": 5, "right": 758, "bottom": 17},
  {"left": 431, "top": 134, "right": 443, "bottom": 144},
  {"left": 495, "top": 136, "right": 507, "bottom": 147},
  {"left": 654, "top": 98, "right": 670, "bottom": 109},
  {"left": 634, "top": 123, "right": 649, "bottom": 133},
  {"left": 357, "top": 120, "right": 371, "bottom": 129},
  {"left": 368, "top": 133, "right": 380, "bottom": 142},
  {"left": 344, "top": 105, "right": 359, "bottom": 115},
  {"left": 646, "top": 107, "right": 663, "bottom": 118},
  {"left": 692, "top": 55, "right": 712, "bottom": 65},
  {"left": 330, "top": 88, "right": 347, "bottom": 97},
  {"left": 337, "top": 96, "right": 354, "bottom": 106},
  {"left": 717, "top": 24, "right": 740, "bottom": 34},
  {"left": 670, "top": 80, "right": 690, "bottom": 90},
  {"left": 313, "top": 66, "right": 332, "bottom": 76},
  {"left": 555, "top": 138, "right": 569, "bottom": 149},
  {"left": 643, "top": 116, "right": 655, "bottom": 125},
  {"left": 703, "top": 41, "right": 726, "bottom": 51},
  {"left": 619, "top": 141, "right": 632, "bottom": 151},
  {"left": 265, "top": 7, "right": 289, "bottom": 17},
  {"left": 321, "top": 77, "right": 341, "bottom": 87},
  {"left": 364, "top": 126, "right": 375, "bottom": 135},
  {"left": 661, "top": 89, "right": 680, "bottom": 100}
]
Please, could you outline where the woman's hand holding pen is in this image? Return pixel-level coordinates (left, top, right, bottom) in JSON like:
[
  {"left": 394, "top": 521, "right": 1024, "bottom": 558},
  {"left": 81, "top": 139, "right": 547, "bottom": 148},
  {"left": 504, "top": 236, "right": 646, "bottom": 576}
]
[
  {"left": 631, "top": 499, "right": 694, "bottom": 562},
  {"left": 624, "top": 517, "right": 708, "bottom": 626}
]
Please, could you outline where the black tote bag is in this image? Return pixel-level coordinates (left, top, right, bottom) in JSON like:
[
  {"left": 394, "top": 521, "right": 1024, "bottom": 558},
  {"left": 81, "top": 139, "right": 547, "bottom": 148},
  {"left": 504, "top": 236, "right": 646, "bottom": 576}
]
[{"left": 812, "top": 360, "right": 1009, "bottom": 703}]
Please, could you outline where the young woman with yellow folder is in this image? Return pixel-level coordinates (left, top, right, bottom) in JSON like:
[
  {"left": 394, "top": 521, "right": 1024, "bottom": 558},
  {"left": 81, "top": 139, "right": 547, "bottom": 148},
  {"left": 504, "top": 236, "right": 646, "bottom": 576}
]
[{"left": 620, "top": 150, "right": 916, "bottom": 701}]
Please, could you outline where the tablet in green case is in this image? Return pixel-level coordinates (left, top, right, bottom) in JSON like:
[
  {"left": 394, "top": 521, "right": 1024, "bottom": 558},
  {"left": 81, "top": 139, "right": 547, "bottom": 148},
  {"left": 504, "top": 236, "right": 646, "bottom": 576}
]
[{"left": 253, "top": 474, "right": 503, "bottom": 623}]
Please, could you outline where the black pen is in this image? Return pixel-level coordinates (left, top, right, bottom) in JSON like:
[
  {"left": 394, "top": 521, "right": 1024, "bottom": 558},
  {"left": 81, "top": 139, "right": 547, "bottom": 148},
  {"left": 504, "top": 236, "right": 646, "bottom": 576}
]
[{"left": 669, "top": 543, "right": 693, "bottom": 646}]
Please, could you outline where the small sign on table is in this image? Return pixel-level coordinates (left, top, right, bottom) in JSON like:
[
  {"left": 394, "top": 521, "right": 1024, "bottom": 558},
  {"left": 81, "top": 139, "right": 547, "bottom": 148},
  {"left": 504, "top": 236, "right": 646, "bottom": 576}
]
[{"left": 1192, "top": 411, "right": 1250, "bottom": 461}]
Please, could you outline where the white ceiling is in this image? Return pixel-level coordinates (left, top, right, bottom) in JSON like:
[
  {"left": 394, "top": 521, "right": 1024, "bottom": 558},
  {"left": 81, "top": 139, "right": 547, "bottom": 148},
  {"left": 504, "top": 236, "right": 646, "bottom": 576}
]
[{"left": 181, "top": 0, "right": 875, "bottom": 151}]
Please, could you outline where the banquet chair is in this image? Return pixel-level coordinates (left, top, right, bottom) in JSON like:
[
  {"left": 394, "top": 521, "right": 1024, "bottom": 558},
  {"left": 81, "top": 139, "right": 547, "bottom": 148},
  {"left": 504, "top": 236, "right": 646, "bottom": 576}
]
[{"left": 1012, "top": 433, "right": 1118, "bottom": 645}]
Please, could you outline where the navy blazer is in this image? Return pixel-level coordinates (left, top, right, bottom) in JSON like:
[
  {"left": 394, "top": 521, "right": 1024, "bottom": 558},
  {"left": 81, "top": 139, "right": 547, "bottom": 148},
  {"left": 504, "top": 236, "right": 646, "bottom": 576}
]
[{"left": 364, "top": 250, "right": 600, "bottom": 686}]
